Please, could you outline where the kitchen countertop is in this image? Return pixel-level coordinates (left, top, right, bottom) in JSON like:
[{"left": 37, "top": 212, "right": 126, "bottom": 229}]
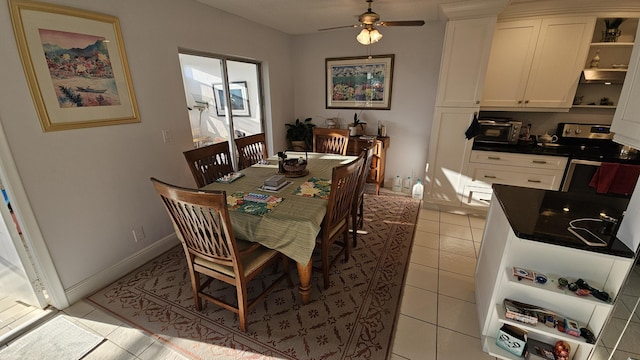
[
  {"left": 492, "top": 184, "right": 634, "bottom": 258},
  {"left": 473, "top": 142, "right": 640, "bottom": 164}
]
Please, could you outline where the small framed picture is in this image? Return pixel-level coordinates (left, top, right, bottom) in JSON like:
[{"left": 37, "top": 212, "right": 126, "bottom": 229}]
[
  {"left": 213, "top": 81, "right": 250, "bottom": 117},
  {"left": 512, "top": 267, "right": 535, "bottom": 281}
]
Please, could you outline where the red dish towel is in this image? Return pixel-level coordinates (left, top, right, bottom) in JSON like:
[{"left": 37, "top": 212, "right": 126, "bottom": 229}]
[{"left": 589, "top": 163, "right": 640, "bottom": 195}]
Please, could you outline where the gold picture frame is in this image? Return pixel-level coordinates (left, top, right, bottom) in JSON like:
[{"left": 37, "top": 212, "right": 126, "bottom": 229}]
[
  {"left": 326, "top": 54, "right": 394, "bottom": 110},
  {"left": 9, "top": 0, "right": 140, "bottom": 132}
]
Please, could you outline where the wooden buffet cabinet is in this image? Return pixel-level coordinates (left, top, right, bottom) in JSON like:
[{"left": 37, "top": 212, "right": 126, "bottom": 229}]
[{"left": 346, "top": 136, "right": 390, "bottom": 195}]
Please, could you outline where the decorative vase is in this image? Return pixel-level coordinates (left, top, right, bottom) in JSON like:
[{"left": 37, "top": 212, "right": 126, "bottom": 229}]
[
  {"left": 602, "top": 28, "right": 621, "bottom": 42},
  {"left": 602, "top": 18, "right": 625, "bottom": 42},
  {"left": 349, "top": 124, "right": 366, "bottom": 136}
]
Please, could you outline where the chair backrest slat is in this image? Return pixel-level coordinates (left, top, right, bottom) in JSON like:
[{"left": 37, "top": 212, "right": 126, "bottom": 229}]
[
  {"left": 183, "top": 142, "right": 234, "bottom": 188},
  {"left": 313, "top": 128, "right": 350, "bottom": 156},
  {"left": 355, "top": 147, "right": 375, "bottom": 200},
  {"left": 151, "top": 178, "right": 238, "bottom": 267},
  {"left": 235, "top": 133, "right": 268, "bottom": 170},
  {"left": 325, "top": 156, "right": 363, "bottom": 229}
]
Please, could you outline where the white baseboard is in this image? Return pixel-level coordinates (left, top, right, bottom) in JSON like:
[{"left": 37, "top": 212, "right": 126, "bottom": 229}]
[{"left": 64, "top": 233, "right": 179, "bottom": 306}]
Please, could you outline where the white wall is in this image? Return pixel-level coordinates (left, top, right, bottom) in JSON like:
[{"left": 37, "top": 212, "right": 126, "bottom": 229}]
[
  {"left": 0, "top": 0, "right": 294, "bottom": 295},
  {"left": 0, "top": 0, "right": 447, "bottom": 303},
  {"left": 291, "top": 23, "right": 446, "bottom": 185}
]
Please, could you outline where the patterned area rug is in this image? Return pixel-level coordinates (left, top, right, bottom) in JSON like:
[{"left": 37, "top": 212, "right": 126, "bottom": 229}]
[{"left": 88, "top": 194, "right": 420, "bottom": 359}]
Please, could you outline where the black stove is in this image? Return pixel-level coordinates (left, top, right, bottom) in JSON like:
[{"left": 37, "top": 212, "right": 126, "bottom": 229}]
[{"left": 553, "top": 123, "right": 639, "bottom": 163}]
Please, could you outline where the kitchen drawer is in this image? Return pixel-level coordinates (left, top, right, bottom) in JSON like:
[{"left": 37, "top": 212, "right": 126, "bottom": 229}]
[
  {"left": 470, "top": 150, "right": 568, "bottom": 171},
  {"left": 461, "top": 185, "right": 493, "bottom": 208},
  {"left": 467, "top": 163, "right": 564, "bottom": 190}
]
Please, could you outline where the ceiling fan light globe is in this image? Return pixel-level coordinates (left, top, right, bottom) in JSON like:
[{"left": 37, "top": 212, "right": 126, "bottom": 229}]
[
  {"left": 356, "top": 28, "right": 382, "bottom": 45},
  {"left": 370, "top": 29, "right": 383, "bottom": 42}
]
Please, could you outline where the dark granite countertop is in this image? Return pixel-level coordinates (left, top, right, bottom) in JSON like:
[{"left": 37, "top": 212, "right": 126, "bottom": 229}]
[
  {"left": 473, "top": 142, "right": 640, "bottom": 164},
  {"left": 492, "top": 184, "right": 634, "bottom": 258}
]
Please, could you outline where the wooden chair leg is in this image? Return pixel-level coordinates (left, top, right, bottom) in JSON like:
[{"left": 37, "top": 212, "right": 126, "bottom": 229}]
[
  {"left": 343, "top": 230, "right": 350, "bottom": 262},
  {"left": 190, "top": 269, "right": 202, "bottom": 311},
  {"left": 237, "top": 284, "right": 248, "bottom": 332},
  {"left": 323, "top": 240, "right": 330, "bottom": 289},
  {"left": 352, "top": 213, "right": 358, "bottom": 248}
]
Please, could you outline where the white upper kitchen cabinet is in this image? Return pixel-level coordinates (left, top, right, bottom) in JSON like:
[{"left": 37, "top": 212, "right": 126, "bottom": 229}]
[
  {"left": 612, "top": 22, "right": 640, "bottom": 150},
  {"left": 435, "top": 17, "right": 497, "bottom": 107},
  {"left": 481, "top": 16, "right": 596, "bottom": 110},
  {"left": 426, "top": 16, "right": 498, "bottom": 208}
]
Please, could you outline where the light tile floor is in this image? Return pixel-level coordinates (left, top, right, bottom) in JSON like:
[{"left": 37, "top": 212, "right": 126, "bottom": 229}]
[
  {"left": 389, "top": 207, "right": 496, "bottom": 360},
  {"left": 2, "top": 202, "right": 639, "bottom": 359}
]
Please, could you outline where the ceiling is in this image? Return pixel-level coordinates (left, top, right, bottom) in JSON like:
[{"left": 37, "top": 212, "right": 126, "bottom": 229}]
[
  {"left": 195, "top": 0, "right": 462, "bottom": 35},
  {"left": 194, "top": 0, "right": 640, "bottom": 36}
]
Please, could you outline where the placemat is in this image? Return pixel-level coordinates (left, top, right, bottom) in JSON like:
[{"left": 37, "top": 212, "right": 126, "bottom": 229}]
[
  {"left": 226, "top": 192, "right": 283, "bottom": 216},
  {"left": 293, "top": 177, "right": 331, "bottom": 199}
]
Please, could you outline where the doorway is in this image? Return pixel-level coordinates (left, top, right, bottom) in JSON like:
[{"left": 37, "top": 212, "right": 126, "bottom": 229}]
[
  {"left": 178, "top": 50, "right": 265, "bottom": 164},
  {"left": 0, "top": 182, "right": 51, "bottom": 342},
  {"left": 0, "top": 119, "right": 66, "bottom": 343}
]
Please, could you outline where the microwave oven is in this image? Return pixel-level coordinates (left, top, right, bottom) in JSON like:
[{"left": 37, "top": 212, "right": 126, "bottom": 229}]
[{"left": 474, "top": 119, "right": 522, "bottom": 145}]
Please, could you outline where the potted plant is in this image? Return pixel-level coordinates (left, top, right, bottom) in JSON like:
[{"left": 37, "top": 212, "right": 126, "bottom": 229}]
[
  {"left": 349, "top": 112, "right": 367, "bottom": 136},
  {"left": 285, "top": 117, "right": 315, "bottom": 150}
]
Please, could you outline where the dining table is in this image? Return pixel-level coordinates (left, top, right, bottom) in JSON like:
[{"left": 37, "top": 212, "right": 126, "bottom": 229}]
[{"left": 202, "top": 152, "right": 357, "bottom": 304}]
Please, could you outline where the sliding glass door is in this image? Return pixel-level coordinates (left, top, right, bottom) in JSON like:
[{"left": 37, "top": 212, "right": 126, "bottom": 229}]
[{"left": 178, "top": 51, "right": 263, "bottom": 154}]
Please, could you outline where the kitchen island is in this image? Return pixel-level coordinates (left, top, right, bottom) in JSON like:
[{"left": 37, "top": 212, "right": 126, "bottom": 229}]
[{"left": 475, "top": 184, "right": 636, "bottom": 360}]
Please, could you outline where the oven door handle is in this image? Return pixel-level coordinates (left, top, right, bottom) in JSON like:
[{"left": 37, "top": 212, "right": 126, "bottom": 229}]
[
  {"left": 561, "top": 159, "right": 602, "bottom": 192},
  {"left": 569, "top": 159, "right": 603, "bottom": 167}
]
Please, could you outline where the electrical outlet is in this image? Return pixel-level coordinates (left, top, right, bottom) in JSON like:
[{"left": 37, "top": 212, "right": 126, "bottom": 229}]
[
  {"left": 162, "top": 130, "right": 171, "bottom": 143},
  {"left": 132, "top": 225, "right": 145, "bottom": 242}
]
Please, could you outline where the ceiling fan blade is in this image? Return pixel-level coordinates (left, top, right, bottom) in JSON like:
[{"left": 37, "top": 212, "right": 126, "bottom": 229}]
[
  {"left": 378, "top": 20, "right": 425, "bottom": 27},
  {"left": 318, "top": 24, "right": 360, "bottom": 31}
]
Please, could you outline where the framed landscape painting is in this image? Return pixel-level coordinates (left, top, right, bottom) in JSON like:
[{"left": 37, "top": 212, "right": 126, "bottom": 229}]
[
  {"left": 9, "top": 0, "right": 139, "bottom": 132},
  {"left": 213, "top": 81, "right": 251, "bottom": 117},
  {"left": 326, "top": 54, "right": 394, "bottom": 110}
]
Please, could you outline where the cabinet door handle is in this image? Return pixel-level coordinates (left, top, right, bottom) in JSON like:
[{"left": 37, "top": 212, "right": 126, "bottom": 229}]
[
  {"left": 487, "top": 156, "right": 501, "bottom": 160},
  {"left": 525, "top": 100, "right": 530, "bottom": 104},
  {"left": 527, "top": 179, "right": 541, "bottom": 183},
  {"left": 484, "top": 175, "right": 497, "bottom": 179},
  {"left": 532, "top": 160, "right": 547, "bottom": 164},
  {"left": 517, "top": 100, "right": 523, "bottom": 104},
  {"left": 476, "top": 100, "right": 480, "bottom": 104}
]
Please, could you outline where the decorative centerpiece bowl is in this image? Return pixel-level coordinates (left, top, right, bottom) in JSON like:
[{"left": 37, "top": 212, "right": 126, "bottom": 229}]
[
  {"left": 284, "top": 157, "right": 307, "bottom": 171},
  {"left": 278, "top": 151, "right": 309, "bottom": 177}
]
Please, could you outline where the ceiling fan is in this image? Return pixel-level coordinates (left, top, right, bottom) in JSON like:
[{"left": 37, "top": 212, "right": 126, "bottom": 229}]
[{"left": 318, "top": 0, "right": 425, "bottom": 45}]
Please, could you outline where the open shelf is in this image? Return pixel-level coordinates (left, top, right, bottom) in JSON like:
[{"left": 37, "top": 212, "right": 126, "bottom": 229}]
[
  {"left": 572, "top": 105, "right": 616, "bottom": 109},
  {"left": 504, "top": 268, "right": 614, "bottom": 308},
  {"left": 495, "top": 304, "right": 593, "bottom": 347},
  {"left": 590, "top": 42, "right": 634, "bottom": 47}
]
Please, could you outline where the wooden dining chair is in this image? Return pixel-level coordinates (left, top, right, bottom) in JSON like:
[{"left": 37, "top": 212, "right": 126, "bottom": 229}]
[
  {"left": 183, "top": 142, "right": 234, "bottom": 188},
  {"left": 313, "top": 128, "right": 350, "bottom": 156},
  {"left": 315, "top": 155, "right": 364, "bottom": 289},
  {"left": 150, "top": 178, "right": 291, "bottom": 332},
  {"left": 351, "top": 146, "right": 375, "bottom": 247},
  {"left": 235, "top": 133, "right": 268, "bottom": 170}
]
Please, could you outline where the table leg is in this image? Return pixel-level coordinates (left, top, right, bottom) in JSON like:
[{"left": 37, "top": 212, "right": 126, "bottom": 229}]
[{"left": 296, "top": 259, "right": 312, "bottom": 304}]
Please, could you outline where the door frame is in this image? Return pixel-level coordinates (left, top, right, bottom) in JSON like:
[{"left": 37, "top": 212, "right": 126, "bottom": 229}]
[{"left": 0, "top": 118, "right": 67, "bottom": 309}]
